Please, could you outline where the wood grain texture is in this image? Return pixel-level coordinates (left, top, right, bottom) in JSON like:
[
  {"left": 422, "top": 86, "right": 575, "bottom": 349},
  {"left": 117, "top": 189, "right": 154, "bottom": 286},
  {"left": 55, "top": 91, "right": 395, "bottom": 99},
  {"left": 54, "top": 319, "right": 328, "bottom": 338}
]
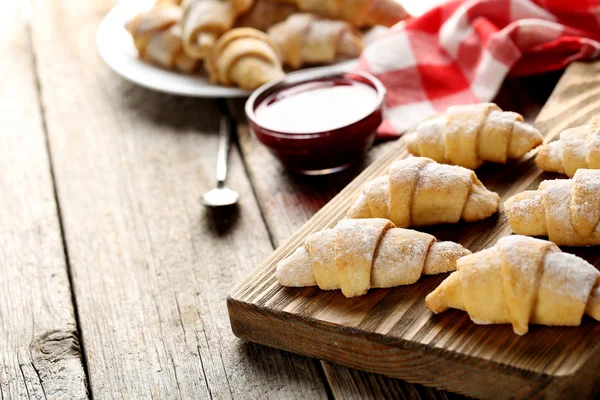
[
  {"left": 229, "top": 64, "right": 600, "bottom": 399},
  {"left": 30, "top": 0, "right": 328, "bottom": 398},
  {"left": 0, "top": 2, "right": 88, "bottom": 399}
]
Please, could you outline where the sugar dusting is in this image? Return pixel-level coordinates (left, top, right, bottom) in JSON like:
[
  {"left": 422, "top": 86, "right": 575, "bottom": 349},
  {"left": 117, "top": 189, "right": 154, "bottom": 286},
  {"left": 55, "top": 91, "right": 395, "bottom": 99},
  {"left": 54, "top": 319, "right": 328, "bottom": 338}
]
[
  {"left": 542, "top": 252, "right": 599, "bottom": 302},
  {"left": 505, "top": 193, "right": 542, "bottom": 220}
]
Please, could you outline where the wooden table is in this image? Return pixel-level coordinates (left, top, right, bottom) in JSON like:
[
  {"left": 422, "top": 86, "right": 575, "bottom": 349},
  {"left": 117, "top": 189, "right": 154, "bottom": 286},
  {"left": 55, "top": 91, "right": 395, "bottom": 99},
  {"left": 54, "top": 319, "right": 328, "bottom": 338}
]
[{"left": 2, "top": 0, "right": 561, "bottom": 398}]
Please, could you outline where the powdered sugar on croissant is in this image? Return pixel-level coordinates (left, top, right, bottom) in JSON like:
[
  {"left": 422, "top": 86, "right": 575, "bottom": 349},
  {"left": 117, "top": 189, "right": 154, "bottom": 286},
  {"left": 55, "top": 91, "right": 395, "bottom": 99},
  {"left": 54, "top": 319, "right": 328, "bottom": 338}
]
[
  {"left": 277, "top": 218, "right": 470, "bottom": 298},
  {"left": 268, "top": 13, "right": 363, "bottom": 69},
  {"left": 405, "top": 103, "right": 543, "bottom": 170},
  {"left": 536, "top": 118, "right": 600, "bottom": 177},
  {"left": 505, "top": 169, "right": 600, "bottom": 246},
  {"left": 346, "top": 157, "right": 499, "bottom": 227},
  {"left": 426, "top": 235, "right": 600, "bottom": 335}
]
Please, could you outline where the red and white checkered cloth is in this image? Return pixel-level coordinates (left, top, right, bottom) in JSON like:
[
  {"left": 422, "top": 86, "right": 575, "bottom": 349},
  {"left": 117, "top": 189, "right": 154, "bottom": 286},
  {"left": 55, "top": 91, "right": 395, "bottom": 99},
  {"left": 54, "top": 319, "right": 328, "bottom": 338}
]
[{"left": 357, "top": 0, "right": 600, "bottom": 139}]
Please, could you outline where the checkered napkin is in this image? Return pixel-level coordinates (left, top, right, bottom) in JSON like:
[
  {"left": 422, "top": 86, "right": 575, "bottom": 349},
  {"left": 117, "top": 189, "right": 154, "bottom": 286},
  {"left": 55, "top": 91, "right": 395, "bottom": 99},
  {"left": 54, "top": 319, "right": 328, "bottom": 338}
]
[{"left": 357, "top": 0, "right": 600, "bottom": 139}]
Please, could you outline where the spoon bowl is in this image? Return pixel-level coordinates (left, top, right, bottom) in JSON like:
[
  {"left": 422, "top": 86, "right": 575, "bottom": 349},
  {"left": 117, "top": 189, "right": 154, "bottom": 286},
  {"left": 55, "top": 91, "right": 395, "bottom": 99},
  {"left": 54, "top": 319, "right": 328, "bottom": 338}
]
[{"left": 201, "top": 186, "right": 239, "bottom": 207}]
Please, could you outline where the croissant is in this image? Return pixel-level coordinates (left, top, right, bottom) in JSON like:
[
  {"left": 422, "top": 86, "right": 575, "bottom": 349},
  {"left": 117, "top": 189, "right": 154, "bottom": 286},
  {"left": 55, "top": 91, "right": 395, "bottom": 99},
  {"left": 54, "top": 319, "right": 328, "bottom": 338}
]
[
  {"left": 235, "top": 0, "right": 298, "bottom": 31},
  {"left": 266, "top": 0, "right": 410, "bottom": 27},
  {"left": 346, "top": 157, "right": 500, "bottom": 228},
  {"left": 268, "top": 13, "right": 363, "bottom": 69},
  {"left": 404, "top": 103, "right": 544, "bottom": 170},
  {"left": 536, "top": 119, "right": 600, "bottom": 177},
  {"left": 504, "top": 169, "right": 600, "bottom": 246},
  {"left": 155, "top": 0, "right": 182, "bottom": 5},
  {"left": 426, "top": 235, "right": 600, "bottom": 335},
  {"left": 277, "top": 218, "right": 470, "bottom": 298},
  {"left": 125, "top": 4, "right": 199, "bottom": 73},
  {"left": 181, "top": 0, "right": 253, "bottom": 60},
  {"left": 206, "top": 28, "right": 284, "bottom": 90}
]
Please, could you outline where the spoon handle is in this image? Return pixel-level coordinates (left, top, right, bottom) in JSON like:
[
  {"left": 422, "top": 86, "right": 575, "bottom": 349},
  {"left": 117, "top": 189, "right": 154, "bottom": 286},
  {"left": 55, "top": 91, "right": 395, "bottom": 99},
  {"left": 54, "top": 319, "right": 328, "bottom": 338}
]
[{"left": 216, "top": 116, "right": 231, "bottom": 188}]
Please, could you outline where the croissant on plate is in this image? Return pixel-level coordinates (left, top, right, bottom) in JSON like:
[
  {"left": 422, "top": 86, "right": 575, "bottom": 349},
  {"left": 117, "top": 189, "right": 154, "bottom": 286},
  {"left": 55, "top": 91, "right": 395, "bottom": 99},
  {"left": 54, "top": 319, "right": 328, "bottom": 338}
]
[
  {"left": 346, "top": 157, "right": 500, "bottom": 228},
  {"left": 181, "top": 0, "right": 253, "bottom": 59},
  {"left": 536, "top": 118, "right": 600, "bottom": 177},
  {"left": 235, "top": 0, "right": 298, "bottom": 31},
  {"left": 267, "top": 13, "right": 363, "bottom": 69},
  {"left": 504, "top": 169, "right": 600, "bottom": 246},
  {"left": 277, "top": 218, "right": 470, "bottom": 298},
  {"left": 266, "top": 0, "right": 410, "bottom": 27},
  {"left": 405, "top": 103, "right": 544, "bottom": 170},
  {"left": 426, "top": 235, "right": 600, "bottom": 335},
  {"left": 206, "top": 28, "right": 285, "bottom": 90},
  {"left": 125, "top": 4, "right": 199, "bottom": 73}
]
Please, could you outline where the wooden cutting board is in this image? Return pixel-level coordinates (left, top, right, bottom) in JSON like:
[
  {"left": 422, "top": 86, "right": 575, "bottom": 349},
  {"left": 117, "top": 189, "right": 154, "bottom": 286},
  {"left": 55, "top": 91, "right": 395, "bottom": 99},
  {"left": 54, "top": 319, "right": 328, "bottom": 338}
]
[{"left": 227, "top": 62, "right": 600, "bottom": 399}]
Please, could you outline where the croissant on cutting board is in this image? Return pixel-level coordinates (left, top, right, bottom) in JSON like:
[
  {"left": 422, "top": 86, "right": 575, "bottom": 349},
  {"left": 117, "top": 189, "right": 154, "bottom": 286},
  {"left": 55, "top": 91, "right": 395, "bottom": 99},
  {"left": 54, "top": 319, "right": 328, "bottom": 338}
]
[
  {"left": 504, "top": 169, "right": 600, "bottom": 246},
  {"left": 536, "top": 118, "right": 600, "bottom": 177},
  {"left": 277, "top": 218, "right": 470, "bottom": 298},
  {"left": 405, "top": 103, "right": 544, "bottom": 170},
  {"left": 267, "top": 0, "right": 410, "bottom": 27},
  {"left": 125, "top": 4, "right": 199, "bottom": 73},
  {"left": 181, "top": 0, "right": 253, "bottom": 59},
  {"left": 206, "top": 28, "right": 285, "bottom": 90},
  {"left": 426, "top": 235, "right": 600, "bottom": 335},
  {"left": 268, "top": 13, "right": 363, "bottom": 69},
  {"left": 346, "top": 157, "right": 500, "bottom": 228}
]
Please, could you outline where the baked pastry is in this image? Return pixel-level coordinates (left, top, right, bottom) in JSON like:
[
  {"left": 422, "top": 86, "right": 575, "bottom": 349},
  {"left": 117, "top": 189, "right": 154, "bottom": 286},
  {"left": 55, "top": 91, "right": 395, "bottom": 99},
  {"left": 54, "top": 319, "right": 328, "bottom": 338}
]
[
  {"left": 536, "top": 119, "right": 600, "bottom": 177},
  {"left": 156, "top": 0, "right": 182, "bottom": 5},
  {"left": 504, "top": 169, "right": 600, "bottom": 246},
  {"left": 346, "top": 157, "right": 500, "bottom": 227},
  {"left": 235, "top": 0, "right": 298, "bottom": 31},
  {"left": 206, "top": 28, "right": 284, "bottom": 90},
  {"left": 125, "top": 4, "right": 199, "bottom": 73},
  {"left": 426, "top": 235, "right": 600, "bottom": 335},
  {"left": 181, "top": 0, "right": 253, "bottom": 60},
  {"left": 267, "top": 0, "right": 410, "bottom": 27},
  {"left": 277, "top": 218, "right": 470, "bottom": 298},
  {"left": 268, "top": 13, "right": 363, "bottom": 69},
  {"left": 404, "top": 103, "right": 543, "bottom": 170}
]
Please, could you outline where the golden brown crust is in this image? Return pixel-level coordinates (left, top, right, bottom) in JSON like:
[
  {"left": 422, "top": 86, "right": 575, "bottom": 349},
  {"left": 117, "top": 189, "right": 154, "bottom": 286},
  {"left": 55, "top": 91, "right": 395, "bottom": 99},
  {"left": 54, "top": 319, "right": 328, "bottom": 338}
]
[
  {"left": 405, "top": 103, "right": 543, "bottom": 170},
  {"left": 426, "top": 235, "right": 600, "bottom": 335},
  {"left": 276, "top": 218, "right": 470, "bottom": 298},
  {"left": 346, "top": 157, "right": 500, "bottom": 228},
  {"left": 504, "top": 169, "right": 600, "bottom": 246},
  {"left": 206, "top": 28, "right": 284, "bottom": 90}
]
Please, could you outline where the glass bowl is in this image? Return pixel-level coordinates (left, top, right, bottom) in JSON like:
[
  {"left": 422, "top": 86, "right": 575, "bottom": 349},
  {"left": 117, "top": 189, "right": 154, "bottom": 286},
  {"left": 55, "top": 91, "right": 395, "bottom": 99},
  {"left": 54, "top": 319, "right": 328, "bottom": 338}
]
[{"left": 245, "top": 69, "right": 386, "bottom": 175}]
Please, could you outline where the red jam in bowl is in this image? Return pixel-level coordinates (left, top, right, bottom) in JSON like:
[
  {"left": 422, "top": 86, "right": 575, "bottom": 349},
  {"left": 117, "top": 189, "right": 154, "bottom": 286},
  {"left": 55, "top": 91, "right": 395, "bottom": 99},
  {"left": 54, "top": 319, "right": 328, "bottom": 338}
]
[{"left": 246, "top": 71, "right": 386, "bottom": 175}]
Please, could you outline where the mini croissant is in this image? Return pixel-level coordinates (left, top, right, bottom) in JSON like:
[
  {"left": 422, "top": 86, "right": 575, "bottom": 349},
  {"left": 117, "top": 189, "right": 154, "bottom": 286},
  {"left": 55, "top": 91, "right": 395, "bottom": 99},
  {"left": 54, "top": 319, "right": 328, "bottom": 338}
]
[
  {"left": 271, "top": 0, "right": 410, "bottom": 27},
  {"left": 125, "top": 4, "right": 199, "bottom": 73},
  {"left": 181, "top": 0, "right": 253, "bottom": 60},
  {"left": 268, "top": 13, "right": 363, "bottom": 69},
  {"left": 346, "top": 157, "right": 500, "bottom": 228},
  {"left": 536, "top": 119, "right": 600, "bottom": 177},
  {"left": 206, "top": 28, "right": 284, "bottom": 90},
  {"left": 277, "top": 218, "right": 470, "bottom": 298},
  {"left": 426, "top": 235, "right": 600, "bottom": 335},
  {"left": 505, "top": 169, "right": 600, "bottom": 246},
  {"left": 235, "top": 0, "right": 298, "bottom": 31},
  {"left": 405, "top": 103, "right": 543, "bottom": 170}
]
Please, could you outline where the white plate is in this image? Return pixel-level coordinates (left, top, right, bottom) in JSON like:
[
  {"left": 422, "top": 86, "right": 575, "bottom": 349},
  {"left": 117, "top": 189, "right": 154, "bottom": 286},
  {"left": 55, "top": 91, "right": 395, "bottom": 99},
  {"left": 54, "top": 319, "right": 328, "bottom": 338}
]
[{"left": 97, "top": 0, "right": 357, "bottom": 98}]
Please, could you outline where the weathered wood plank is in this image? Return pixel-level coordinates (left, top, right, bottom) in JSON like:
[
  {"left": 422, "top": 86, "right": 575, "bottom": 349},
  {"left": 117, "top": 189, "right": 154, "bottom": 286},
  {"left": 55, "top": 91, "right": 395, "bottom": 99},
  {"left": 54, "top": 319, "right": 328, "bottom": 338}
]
[
  {"left": 30, "top": 0, "right": 329, "bottom": 398},
  {"left": 232, "top": 74, "right": 558, "bottom": 400},
  {"left": 0, "top": 2, "right": 88, "bottom": 399}
]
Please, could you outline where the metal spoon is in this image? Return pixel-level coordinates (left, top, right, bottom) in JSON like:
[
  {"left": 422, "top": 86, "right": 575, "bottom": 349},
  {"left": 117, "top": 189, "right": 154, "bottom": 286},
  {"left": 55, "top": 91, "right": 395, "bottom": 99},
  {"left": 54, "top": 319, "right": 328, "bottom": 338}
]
[{"left": 201, "top": 116, "right": 239, "bottom": 207}]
